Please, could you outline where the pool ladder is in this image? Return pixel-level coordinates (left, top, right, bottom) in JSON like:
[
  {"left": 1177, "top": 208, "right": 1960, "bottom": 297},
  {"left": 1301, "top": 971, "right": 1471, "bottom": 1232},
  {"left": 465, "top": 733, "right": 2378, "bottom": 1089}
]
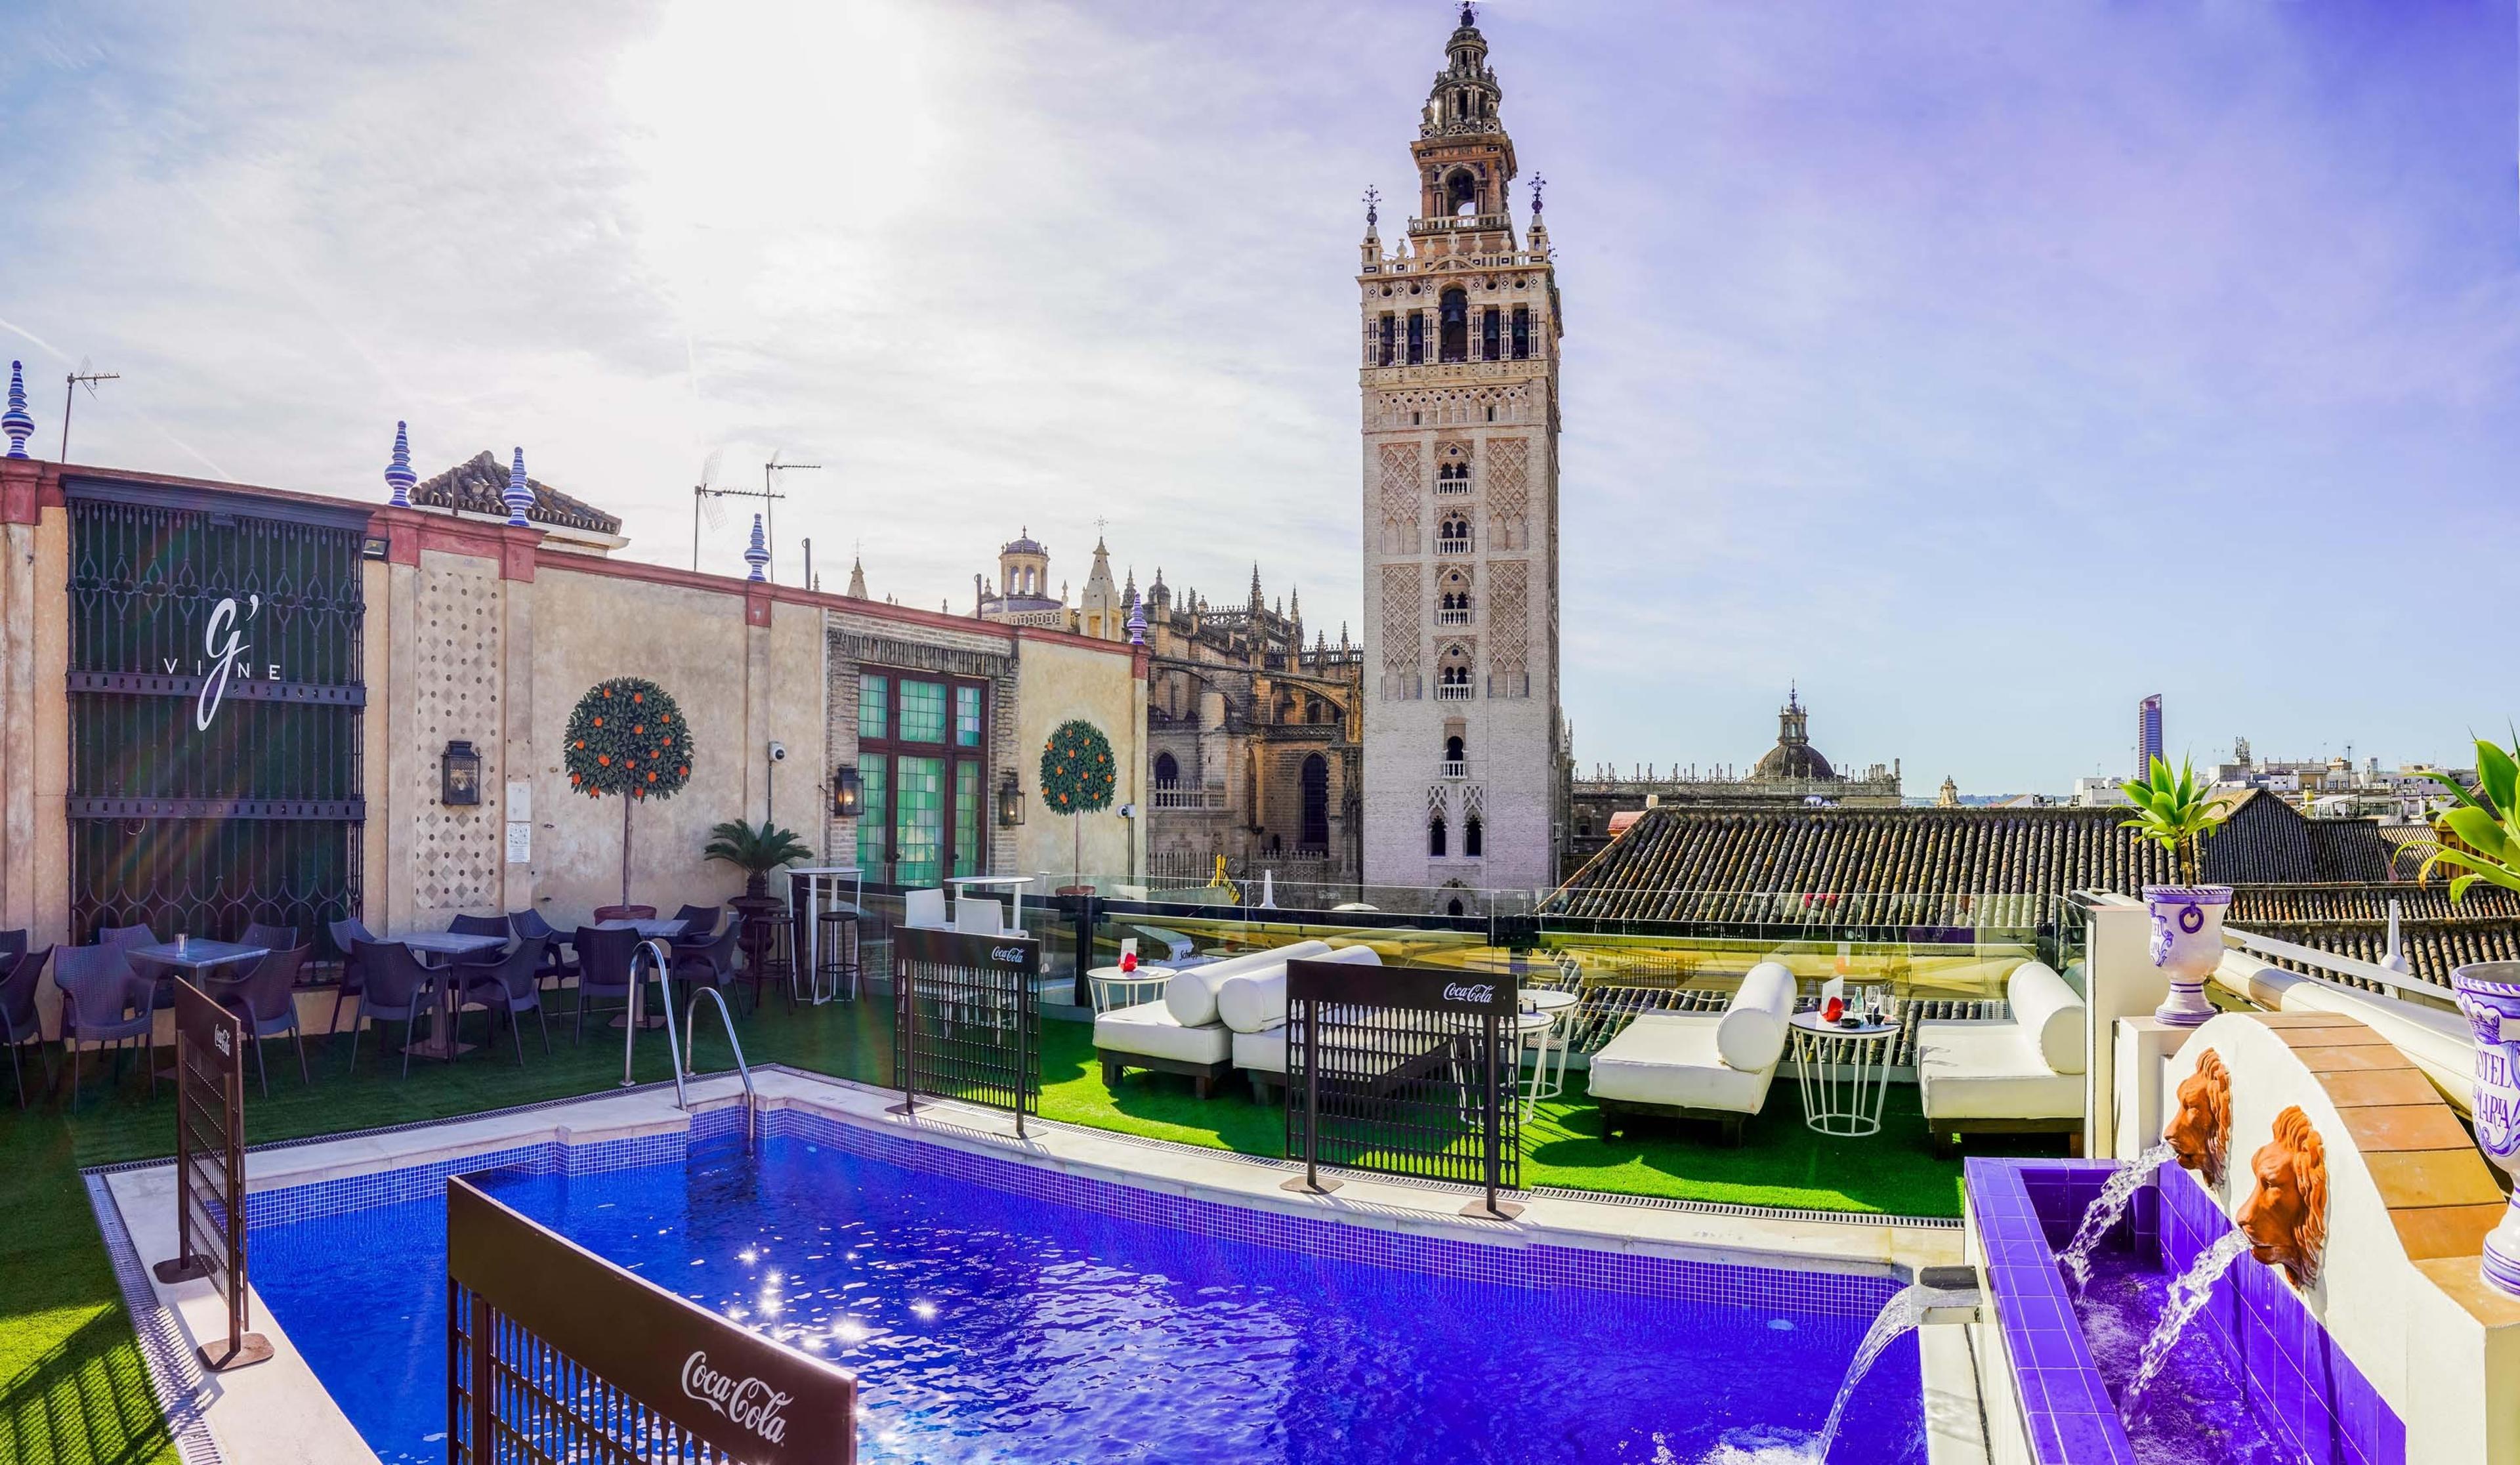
[{"left": 620, "top": 937, "right": 758, "bottom": 1148}]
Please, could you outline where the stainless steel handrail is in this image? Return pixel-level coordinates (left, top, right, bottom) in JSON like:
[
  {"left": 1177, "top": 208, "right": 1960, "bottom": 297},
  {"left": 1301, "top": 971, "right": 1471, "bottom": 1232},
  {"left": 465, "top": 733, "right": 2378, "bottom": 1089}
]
[
  {"left": 684, "top": 985, "right": 757, "bottom": 1147},
  {"left": 618, "top": 938, "right": 688, "bottom": 1110}
]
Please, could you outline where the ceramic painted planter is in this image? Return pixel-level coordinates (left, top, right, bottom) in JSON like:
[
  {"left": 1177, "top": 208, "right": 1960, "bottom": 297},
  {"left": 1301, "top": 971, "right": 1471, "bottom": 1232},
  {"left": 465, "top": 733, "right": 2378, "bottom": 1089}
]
[
  {"left": 2145, "top": 884, "right": 2232, "bottom": 1027},
  {"left": 2451, "top": 961, "right": 2520, "bottom": 1297}
]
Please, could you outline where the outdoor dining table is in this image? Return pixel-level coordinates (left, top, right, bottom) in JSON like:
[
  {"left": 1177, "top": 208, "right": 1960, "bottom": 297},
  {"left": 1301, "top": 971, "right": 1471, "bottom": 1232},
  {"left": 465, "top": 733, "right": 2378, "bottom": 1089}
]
[
  {"left": 129, "top": 942, "right": 270, "bottom": 1062},
  {"left": 595, "top": 919, "right": 688, "bottom": 941},
  {"left": 129, "top": 939, "right": 270, "bottom": 987},
  {"left": 398, "top": 931, "right": 507, "bottom": 1061}
]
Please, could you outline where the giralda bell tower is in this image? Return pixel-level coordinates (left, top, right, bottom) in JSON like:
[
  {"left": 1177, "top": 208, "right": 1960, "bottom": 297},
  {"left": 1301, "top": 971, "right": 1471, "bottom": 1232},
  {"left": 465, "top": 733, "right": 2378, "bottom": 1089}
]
[{"left": 1359, "top": 4, "right": 1566, "bottom": 904}]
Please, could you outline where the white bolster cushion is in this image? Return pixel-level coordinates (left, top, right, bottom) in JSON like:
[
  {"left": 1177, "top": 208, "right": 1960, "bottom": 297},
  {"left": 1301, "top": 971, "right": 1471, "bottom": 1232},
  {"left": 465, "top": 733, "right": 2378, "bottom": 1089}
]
[
  {"left": 2007, "top": 960, "right": 2087, "bottom": 1075},
  {"left": 1165, "top": 939, "right": 1332, "bottom": 1029},
  {"left": 1215, "top": 943, "right": 1381, "bottom": 1034},
  {"left": 1715, "top": 961, "right": 1797, "bottom": 1072}
]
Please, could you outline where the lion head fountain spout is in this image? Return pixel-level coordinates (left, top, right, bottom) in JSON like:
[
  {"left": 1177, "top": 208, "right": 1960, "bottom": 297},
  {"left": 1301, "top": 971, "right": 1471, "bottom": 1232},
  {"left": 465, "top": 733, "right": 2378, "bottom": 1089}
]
[
  {"left": 2163, "top": 1048, "right": 2231, "bottom": 1189},
  {"left": 2235, "top": 1105, "right": 2327, "bottom": 1288}
]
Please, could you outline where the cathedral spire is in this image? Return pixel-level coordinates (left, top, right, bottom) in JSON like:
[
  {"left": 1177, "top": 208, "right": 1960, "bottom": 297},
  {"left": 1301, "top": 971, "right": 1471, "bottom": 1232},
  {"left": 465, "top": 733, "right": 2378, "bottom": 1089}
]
[
  {"left": 846, "top": 554, "right": 868, "bottom": 599},
  {"left": 1249, "top": 563, "right": 1263, "bottom": 612}
]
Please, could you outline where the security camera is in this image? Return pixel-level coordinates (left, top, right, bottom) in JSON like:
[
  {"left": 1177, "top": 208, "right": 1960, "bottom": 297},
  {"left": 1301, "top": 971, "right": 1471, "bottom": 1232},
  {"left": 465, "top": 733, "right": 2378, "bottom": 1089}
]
[{"left": 767, "top": 741, "right": 788, "bottom": 763}]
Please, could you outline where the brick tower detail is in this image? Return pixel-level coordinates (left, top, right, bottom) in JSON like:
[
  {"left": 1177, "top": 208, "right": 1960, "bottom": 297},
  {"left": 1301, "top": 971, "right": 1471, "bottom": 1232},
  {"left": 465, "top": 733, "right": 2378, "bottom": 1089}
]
[{"left": 1359, "top": 5, "right": 1566, "bottom": 903}]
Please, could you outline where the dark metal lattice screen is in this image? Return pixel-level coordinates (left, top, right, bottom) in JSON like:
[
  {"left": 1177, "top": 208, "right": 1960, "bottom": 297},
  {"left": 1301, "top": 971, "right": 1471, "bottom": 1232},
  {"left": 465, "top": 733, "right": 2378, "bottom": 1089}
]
[
  {"left": 447, "top": 1178, "right": 857, "bottom": 1465},
  {"left": 151, "top": 979, "right": 270, "bottom": 1370},
  {"left": 1284, "top": 960, "right": 1522, "bottom": 1219},
  {"left": 65, "top": 489, "right": 366, "bottom": 948},
  {"left": 891, "top": 926, "right": 1039, "bottom": 1135}
]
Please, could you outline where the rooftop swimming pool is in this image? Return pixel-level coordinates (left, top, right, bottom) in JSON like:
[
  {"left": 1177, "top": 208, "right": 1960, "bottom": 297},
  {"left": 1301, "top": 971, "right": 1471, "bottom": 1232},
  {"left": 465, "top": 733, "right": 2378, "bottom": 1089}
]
[{"left": 247, "top": 1111, "right": 1926, "bottom": 1464}]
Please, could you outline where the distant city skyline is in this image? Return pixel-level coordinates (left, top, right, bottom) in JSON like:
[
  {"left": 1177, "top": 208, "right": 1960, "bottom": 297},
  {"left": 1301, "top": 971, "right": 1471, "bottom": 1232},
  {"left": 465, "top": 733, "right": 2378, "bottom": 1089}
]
[{"left": 1, "top": 1, "right": 2512, "bottom": 788}]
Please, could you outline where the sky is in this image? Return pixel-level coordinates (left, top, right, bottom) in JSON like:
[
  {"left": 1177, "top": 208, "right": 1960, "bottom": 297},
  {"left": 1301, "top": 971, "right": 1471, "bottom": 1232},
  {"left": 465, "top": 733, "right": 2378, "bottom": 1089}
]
[{"left": 3, "top": 1, "right": 2515, "bottom": 793}]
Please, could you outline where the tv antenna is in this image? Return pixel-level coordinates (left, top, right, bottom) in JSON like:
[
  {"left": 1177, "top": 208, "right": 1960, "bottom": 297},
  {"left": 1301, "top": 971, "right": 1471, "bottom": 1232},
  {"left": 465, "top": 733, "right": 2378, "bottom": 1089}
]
[
  {"left": 761, "top": 452, "right": 822, "bottom": 582},
  {"left": 61, "top": 358, "right": 119, "bottom": 461},
  {"left": 690, "top": 449, "right": 738, "bottom": 570}
]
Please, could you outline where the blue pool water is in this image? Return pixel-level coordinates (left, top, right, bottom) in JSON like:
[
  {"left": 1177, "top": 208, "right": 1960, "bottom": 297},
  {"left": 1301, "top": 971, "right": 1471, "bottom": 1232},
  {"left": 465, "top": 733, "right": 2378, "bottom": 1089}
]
[{"left": 249, "top": 1127, "right": 1924, "bottom": 1464}]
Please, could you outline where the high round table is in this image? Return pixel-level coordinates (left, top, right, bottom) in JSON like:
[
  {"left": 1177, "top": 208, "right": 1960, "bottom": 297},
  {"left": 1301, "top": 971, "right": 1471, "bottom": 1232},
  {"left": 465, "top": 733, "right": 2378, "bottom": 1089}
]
[{"left": 1787, "top": 1010, "right": 1899, "bottom": 1137}]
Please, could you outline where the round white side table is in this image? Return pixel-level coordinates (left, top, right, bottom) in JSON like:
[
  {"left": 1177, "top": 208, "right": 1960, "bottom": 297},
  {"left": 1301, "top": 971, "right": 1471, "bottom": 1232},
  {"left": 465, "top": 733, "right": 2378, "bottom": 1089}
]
[{"left": 1788, "top": 1010, "right": 1899, "bottom": 1137}]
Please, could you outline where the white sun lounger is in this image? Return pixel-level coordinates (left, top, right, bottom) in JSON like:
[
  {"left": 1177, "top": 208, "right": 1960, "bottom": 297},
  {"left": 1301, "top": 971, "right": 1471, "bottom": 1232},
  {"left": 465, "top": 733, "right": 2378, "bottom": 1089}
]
[
  {"left": 1587, "top": 962, "right": 1796, "bottom": 1145},
  {"left": 1917, "top": 960, "right": 2087, "bottom": 1156},
  {"left": 1092, "top": 941, "right": 1332, "bottom": 1096}
]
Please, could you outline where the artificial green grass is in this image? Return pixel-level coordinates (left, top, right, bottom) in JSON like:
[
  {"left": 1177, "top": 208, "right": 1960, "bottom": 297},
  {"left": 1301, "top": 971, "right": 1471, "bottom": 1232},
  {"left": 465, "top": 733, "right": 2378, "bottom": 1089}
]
[
  {"left": 1030, "top": 1018, "right": 1987, "bottom": 1218},
  {"left": 0, "top": 992, "right": 2049, "bottom": 1464}
]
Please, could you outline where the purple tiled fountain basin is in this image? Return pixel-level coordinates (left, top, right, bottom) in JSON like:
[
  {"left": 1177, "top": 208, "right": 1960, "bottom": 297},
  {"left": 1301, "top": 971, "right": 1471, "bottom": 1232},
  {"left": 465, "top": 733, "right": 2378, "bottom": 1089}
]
[{"left": 1965, "top": 1157, "right": 2404, "bottom": 1465}]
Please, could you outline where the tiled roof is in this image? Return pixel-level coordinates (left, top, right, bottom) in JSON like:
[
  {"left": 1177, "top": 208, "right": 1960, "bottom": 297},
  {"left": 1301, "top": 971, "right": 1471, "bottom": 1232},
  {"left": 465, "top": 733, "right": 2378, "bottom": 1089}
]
[
  {"left": 1547, "top": 792, "right": 2403, "bottom": 924},
  {"left": 411, "top": 451, "right": 623, "bottom": 535}
]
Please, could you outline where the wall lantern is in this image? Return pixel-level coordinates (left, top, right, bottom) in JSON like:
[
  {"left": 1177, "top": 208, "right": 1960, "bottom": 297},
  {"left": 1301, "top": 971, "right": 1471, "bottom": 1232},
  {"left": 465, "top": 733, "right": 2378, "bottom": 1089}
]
[
  {"left": 831, "top": 765, "right": 864, "bottom": 818},
  {"left": 997, "top": 771, "right": 1025, "bottom": 827},
  {"left": 441, "top": 740, "right": 483, "bottom": 805}
]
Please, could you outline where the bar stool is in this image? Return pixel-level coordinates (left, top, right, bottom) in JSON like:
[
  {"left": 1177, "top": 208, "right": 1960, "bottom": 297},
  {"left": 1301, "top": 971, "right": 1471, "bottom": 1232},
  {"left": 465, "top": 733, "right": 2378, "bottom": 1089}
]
[{"left": 816, "top": 907, "right": 864, "bottom": 1003}]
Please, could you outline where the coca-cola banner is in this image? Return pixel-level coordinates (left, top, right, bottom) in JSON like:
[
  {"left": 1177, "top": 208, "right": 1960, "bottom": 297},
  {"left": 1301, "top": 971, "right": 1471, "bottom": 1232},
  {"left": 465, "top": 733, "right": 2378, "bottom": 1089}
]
[
  {"left": 446, "top": 1177, "right": 857, "bottom": 1463},
  {"left": 1285, "top": 957, "right": 1517, "bottom": 1016}
]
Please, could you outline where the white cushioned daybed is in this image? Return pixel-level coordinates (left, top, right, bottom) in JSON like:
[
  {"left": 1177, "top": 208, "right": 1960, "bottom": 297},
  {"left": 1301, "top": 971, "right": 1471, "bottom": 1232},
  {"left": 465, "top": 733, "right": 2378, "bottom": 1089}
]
[
  {"left": 1093, "top": 940, "right": 1332, "bottom": 1097},
  {"left": 1219, "top": 945, "right": 1386, "bottom": 1101},
  {"left": 1916, "top": 960, "right": 2086, "bottom": 1157},
  {"left": 1587, "top": 962, "right": 1796, "bottom": 1145}
]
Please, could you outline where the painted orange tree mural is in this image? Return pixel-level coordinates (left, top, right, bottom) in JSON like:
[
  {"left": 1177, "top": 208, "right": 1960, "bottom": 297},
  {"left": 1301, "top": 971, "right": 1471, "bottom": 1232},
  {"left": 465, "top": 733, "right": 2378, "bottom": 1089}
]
[
  {"left": 1038, "top": 718, "right": 1117, "bottom": 880},
  {"left": 564, "top": 676, "right": 696, "bottom": 904}
]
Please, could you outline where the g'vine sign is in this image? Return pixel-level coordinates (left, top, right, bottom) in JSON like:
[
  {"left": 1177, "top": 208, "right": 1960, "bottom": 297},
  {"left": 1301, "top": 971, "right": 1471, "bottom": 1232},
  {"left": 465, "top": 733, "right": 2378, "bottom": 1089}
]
[
  {"left": 564, "top": 677, "right": 696, "bottom": 904},
  {"left": 64, "top": 485, "right": 366, "bottom": 945}
]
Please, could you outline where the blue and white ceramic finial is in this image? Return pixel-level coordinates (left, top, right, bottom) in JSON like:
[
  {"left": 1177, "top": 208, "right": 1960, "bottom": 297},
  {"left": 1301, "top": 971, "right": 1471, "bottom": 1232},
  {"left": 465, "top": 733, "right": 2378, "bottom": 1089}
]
[
  {"left": 1127, "top": 592, "right": 1147, "bottom": 646},
  {"left": 383, "top": 421, "right": 416, "bottom": 506},
  {"left": 744, "top": 514, "right": 770, "bottom": 581},
  {"left": 503, "top": 446, "right": 532, "bottom": 526},
  {"left": 1, "top": 361, "right": 33, "bottom": 460}
]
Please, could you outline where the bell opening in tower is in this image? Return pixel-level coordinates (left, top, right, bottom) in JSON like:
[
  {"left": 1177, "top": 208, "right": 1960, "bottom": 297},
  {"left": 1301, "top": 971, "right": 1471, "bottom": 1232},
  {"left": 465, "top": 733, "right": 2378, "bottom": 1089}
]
[
  {"left": 1439, "top": 288, "right": 1470, "bottom": 362},
  {"left": 1447, "top": 169, "right": 1478, "bottom": 215}
]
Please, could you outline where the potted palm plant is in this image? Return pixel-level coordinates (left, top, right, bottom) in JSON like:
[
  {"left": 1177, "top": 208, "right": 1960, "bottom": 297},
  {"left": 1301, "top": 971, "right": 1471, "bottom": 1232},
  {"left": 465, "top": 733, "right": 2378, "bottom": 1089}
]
[
  {"left": 704, "top": 819, "right": 813, "bottom": 900},
  {"left": 2119, "top": 756, "right": 2233, "bottom": 1027},
  {"left": 2425, "top": 736, "right": 2520, "bottom": 1297}
]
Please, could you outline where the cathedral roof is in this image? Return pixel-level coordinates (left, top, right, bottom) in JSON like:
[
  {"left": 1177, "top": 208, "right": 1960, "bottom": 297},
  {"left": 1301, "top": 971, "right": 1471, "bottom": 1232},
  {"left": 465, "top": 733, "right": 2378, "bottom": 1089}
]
[
  {"left": 411, "top": 450, "right": 621, "bottom": 535},
  {"left": 1754, "top": 740, "right": 1835, "bottom": 781},
  {"left": 1001, "top": 528, "right": 1045, "bottom": 557}
]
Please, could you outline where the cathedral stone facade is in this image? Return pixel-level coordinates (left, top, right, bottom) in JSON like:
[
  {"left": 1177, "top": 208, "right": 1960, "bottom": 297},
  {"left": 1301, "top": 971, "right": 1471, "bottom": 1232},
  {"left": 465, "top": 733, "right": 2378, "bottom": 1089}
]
[
  {"left": 1139, "top": 569, "right": 1365, "bottom": 897},
  {"left": 1360, "top": 7, "right": 1568, "bottom": 902}
]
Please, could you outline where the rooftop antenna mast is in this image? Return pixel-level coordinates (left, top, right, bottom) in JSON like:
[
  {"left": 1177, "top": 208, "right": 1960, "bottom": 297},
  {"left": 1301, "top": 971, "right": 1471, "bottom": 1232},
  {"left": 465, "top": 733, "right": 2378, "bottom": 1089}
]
[
  {"left": 690, "top": 449, "right": 733, "bottom": 571},
  {"left": 761, "top": 451, "right": 822, "bottom": 583},
  {"left": 61, "top": 358, "right": 119, "bottom": 461}
]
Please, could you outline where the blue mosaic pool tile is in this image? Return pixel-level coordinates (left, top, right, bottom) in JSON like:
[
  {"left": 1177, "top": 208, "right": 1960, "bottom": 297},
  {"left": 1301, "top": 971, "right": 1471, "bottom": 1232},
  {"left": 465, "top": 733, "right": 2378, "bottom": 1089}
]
[
  {"left": 762, "top": 1106, "right": 1900, "bottom": 1317},
  {"left": 1973, "top": 1158, "right": 2407, "bottom": 1465},
  {"left": 241, "top": 1097, "right": 1902, "bottom": 1326},
  {"left": 1968, "top": 1157, "right": 2133, "bottom": 1465}
]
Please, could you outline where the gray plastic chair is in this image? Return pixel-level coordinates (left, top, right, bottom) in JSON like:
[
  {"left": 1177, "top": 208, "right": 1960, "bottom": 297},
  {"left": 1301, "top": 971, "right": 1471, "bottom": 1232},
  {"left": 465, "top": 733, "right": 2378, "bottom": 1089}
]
[
  {"left": 1, "top": 946, "right": 54, "bottom": 1108},
  {"left": 460, "top": 937, "right": 551, "bottom": 1065},
  {"left": 219, "top": 945, "right": 312, "bottom": 1095},
  {"left": 56, "top": 944, "right": 152, "bottom": 1111},
  {"left": 572, "top": 925, "right": 642, "bottom": 1044},
  {"left": 346, "top": 940, "right": 440, "bottom": 1079},
  {"left": 326, "top": 918, "right": 377, "bottom": 1041}
]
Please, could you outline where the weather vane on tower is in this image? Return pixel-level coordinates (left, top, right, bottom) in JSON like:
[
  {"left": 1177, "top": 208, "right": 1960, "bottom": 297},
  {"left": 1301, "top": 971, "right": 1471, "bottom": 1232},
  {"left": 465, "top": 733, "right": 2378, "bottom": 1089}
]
[
  {"left": 1363, "top": 184, "right": 1380, "bottom": 229},
  {"left": 1529, "top": 174, "right": 1545, "bottom": 217}
]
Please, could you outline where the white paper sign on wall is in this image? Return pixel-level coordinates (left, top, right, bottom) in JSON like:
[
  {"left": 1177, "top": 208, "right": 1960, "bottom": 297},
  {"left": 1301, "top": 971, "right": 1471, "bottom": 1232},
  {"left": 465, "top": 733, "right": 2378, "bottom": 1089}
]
[
  {"left": 506, "top": 822, "right": 532, "bottom": 864},
  {"left": 506, "top": 781, "right": 532, "bottom": 822}
]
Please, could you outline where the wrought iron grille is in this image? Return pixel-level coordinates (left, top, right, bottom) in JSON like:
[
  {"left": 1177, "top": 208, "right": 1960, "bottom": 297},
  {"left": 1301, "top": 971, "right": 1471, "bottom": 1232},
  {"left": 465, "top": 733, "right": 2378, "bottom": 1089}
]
[
  {"left": 1285, "top": 960, "right": 1521, "bottom": 1210},
  {"left": 65, "top": 490, "right": 365, "bottom": 947},
  {"left": 891, "top": 926, "right": 1039, "bottom": 1134},
  {"left": 447, "top": 1178, "right": 856, "bottom": 1465}
]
